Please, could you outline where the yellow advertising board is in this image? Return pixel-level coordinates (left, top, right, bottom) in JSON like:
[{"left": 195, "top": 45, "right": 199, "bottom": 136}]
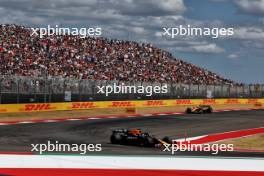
[{"left": 0, "top": 98, "right": 263, "bottom": 113}]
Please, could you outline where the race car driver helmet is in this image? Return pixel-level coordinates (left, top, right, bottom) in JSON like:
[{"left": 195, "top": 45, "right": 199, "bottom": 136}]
[{"left": 130, "top": 129, "right": 142, "bottom": 135}]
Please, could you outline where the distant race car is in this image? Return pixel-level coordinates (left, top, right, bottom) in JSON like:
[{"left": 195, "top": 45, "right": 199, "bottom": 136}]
[
  {"left": 186, "top": 105, "right": 213, "bottom": 114},
  {"left": 110, "top": 129, "right": 171, "bottom": 147}
]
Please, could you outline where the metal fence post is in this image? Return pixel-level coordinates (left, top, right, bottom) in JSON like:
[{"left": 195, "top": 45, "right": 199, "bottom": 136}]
[
  {"left": 197, "top": 84, "right": 200, "bottom": 97},
  {"left": 188, "top": 84, "right": 191, "bottom": 98},
  {"left": 49, "top": 79, "right": 53, "bottom": 103},
  {"left": 44, "top": 78, "right": 47, "bottom": 103},
  {"left": 0, "top": 76, "right": 263, "bottom": 103},
  {"left": 34, "top": 79, "right": 37, "bottom": 103},
  {"left": 262, "top": 84, "right": 264, "bottom": 97},
  {"left": 78, "top": 79, "right": 81, "bottom": 102},
  {"left": 249, "top": 85, "right": 252, "bottom": 98},
  {"left": 0, "top": 77, "right": 2, "bottom": 104},
  {"left": 16, "top": 78, "right": 20, "bottom": 104}
]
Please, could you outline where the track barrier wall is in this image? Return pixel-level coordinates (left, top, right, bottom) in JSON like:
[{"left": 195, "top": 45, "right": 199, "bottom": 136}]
[{"left": 0, "top": 98, "right": 263, "bottom": 113}]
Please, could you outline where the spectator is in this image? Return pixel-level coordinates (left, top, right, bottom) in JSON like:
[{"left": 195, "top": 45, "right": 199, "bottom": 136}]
[{"left": 0, "top": 24, "right": 235, "bottom": 85}]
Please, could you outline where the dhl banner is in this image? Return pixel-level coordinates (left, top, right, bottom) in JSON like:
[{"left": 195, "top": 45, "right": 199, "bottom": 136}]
[{"left": 0, "top": 98, "right": 263, "bottom": 113}]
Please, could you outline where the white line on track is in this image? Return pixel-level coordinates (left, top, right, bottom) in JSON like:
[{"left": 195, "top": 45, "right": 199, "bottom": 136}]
[
  {"left": 142, "top": 114, "right": 152, "bottom": 116},
  {"left": 1, "top": 155, "right": 263, "bottom": 171},
  {"left": 107, "top": 116, "right": 118, "bottom": 119},
  {"left": 44, "top": 120, "right": 59, "bottom": 123},
  {"left": 17, "top": 121, "right": 33, "bottom": 124},
  {"left": 175, "top": 135, "right": 208, "bottom": 142},
  {"left": 66, "top": 119, "right": 81, "bottom": 121},
  {"left": 172, "top": 112, "right": 183, "bottom": 115}
]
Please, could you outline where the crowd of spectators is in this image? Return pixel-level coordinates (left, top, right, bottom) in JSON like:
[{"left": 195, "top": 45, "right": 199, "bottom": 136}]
[{"left": 0, "top": 24, "right": 235, "bottom": 85}]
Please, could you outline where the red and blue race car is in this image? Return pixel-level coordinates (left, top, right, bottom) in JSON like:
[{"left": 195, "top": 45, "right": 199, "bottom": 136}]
[{"left": 110, "top": 129, "right": 171, "bottom": 147}]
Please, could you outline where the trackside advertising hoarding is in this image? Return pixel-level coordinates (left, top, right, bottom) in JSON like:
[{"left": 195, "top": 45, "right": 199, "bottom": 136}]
[{"left": 0, "top": 98, "right": 263, "bottom": 113}]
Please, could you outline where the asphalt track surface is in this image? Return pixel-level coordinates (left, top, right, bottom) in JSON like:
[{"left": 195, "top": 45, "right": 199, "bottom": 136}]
[{"left": 0, "top": 110, "right": 263, "bottom": 157}]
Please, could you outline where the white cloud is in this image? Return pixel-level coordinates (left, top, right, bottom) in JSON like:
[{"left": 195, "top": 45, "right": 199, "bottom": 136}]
[
  {"left": 233, "top": 26, "right": 264, "bottom": 40},
  {"left": 112, "top": 0, "right": 186, "bottom": 16},
  {"left": 157, "top": 0, "right": 186, "bottom": 13},
  {"left": 260, "top": 18, "right": 264, "bottom": 24},
  {"left": 0, "top": 0, "right": 251, "bottom": 56},
  {"left": 236, "top": 0, "right": 264, "bottom": 16},
  {"left": 227, "top": 54, "right": 239, "bottom": 59},
  {"left": 175, "top": 42, "right": 225, "bottom": 53},
  {"left": 209, "top": 0, "right": 227, "bottom": 2},
  {"left": 130, "top": 26, "right": 145, "bottom": 34}
]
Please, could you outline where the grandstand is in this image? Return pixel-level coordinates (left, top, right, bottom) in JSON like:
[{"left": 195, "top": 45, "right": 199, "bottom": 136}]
[
  {"left": 0, "top": 24, "right": 234, "bottom": 84},
  {"left": 0, "top": 24, "right": 263, "bottom": 103}
]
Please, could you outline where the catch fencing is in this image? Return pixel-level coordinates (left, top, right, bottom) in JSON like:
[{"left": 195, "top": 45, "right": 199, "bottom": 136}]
[{"left": 0, "top": 76, "right": 263, "bottom": 104}]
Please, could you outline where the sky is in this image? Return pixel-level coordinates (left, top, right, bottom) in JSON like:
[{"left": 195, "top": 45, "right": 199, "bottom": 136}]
[{"left": 0, "top": 0, "right": 264, "bottom": 84}]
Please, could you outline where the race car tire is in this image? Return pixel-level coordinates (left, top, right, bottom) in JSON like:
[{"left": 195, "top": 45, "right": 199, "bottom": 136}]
[
  {"left": 206, "top": 108, "right": 212, "bottom": 113},
  {"left": 186, "top": 108, "right": 192, "bottom": 114},
  {"left": 143, "top": 136, "right": 155, "bottom": 147},
  {"left": 110, "top": 133, "right": 122, "bottom": 144}
]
